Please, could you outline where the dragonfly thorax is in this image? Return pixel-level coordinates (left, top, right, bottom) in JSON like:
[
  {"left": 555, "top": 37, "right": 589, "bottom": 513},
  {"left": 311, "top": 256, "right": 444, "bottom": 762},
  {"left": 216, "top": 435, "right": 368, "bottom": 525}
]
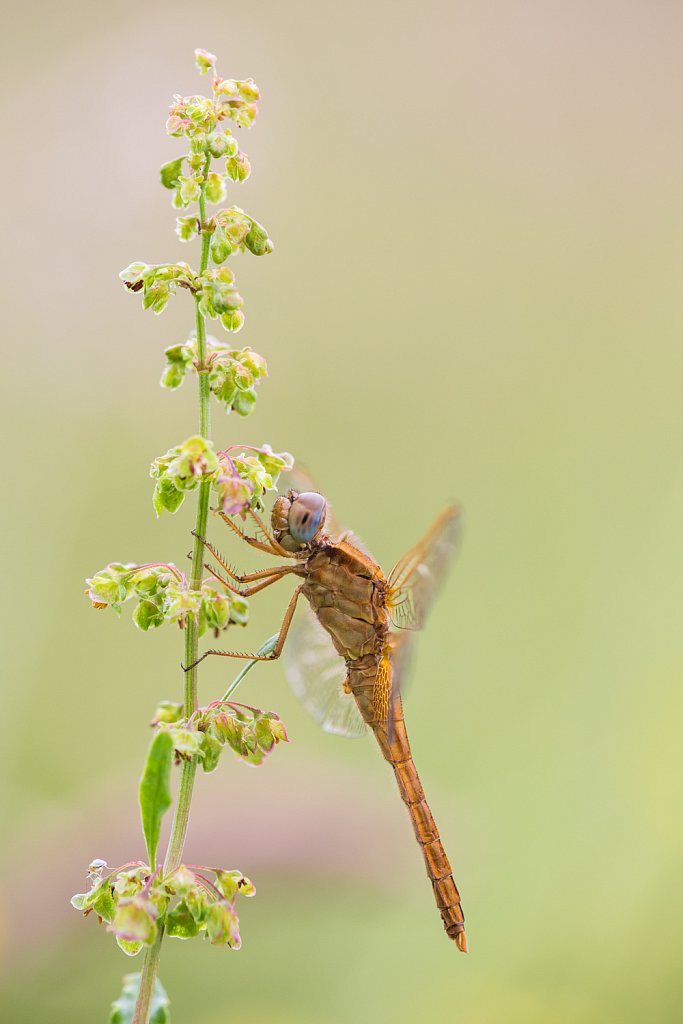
[{"left": 272, "top": 490, "right": 327, "bottom": 552}]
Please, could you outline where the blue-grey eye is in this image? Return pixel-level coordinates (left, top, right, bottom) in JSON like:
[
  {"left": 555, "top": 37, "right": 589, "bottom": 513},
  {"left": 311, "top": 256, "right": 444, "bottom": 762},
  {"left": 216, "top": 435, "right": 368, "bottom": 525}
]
[{"left": 289, "top": 491, "right": 326, "bottom": 544}]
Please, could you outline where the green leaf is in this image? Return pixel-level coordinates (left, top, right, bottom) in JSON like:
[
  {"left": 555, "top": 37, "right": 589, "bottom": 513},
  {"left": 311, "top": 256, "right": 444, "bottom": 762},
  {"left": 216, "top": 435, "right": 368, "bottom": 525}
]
[
  {"left": 220, "top": 309, "right": 245, "bottom": 333},
  {"left": 166, "top": 899, "right": 200, "bottom": 938},
  {"left": 205, "top": 900, "right": 241, "bottom": 948},
  {"left": 115, "top": 936, "right": 143, "bottom": 957},
  {"left": 139, "top": 730, "right": 173, "bottom": 870},
  {"left": 199, "top": 732, "right": 222, "bottom": 773},
  {"left": 226, "top": 153, "right": 251, "bottom": 182},
  {"left": 175, "top": 215, "right": 199, "bottom": 242},
  {"left": 232, "top": 388, "right": 257, "bottom": 417},
  {"left": 133, "top": 599, "right": 165, "bottom": 631},
  {"left": 110, "top": 896, "right": 158, "bottom": 946},
  {"left": 210, "top": 227, "right": 232, "bottom": 265},
  {"left": 90, "top": 885, "right": 117, "bottom": 923},
  {"left": 110, "top": 972, "right": 170, "bottom": 1024},
  {"left": 205, "top": 171, "right": 226, "bottom": 204},
  {"left": 229, "top": 595, "right": 249, "bottom": 626},
  {"left": 142, "top": 282, "right": 170, "bottom": 315},
  {"left": 254, "top": 716, "right": 275, "bottom": 753},
  {"left": 160, "top": 156, "right": 185, "bottom": 190},
  {"left": 244, "top": 220, "right": 272, "bottom": 256},
  {"left": 221, "top": 633, "right": 279, "bottom": 700},
  {"left": 71, "top": 878, "right": 117, "bottom": 922},
  {"left": 152, "top": 478, "right": 185, "bottom": 517},
  {"left": 160, "top": 364, "right": 185, "bottom": 389}
]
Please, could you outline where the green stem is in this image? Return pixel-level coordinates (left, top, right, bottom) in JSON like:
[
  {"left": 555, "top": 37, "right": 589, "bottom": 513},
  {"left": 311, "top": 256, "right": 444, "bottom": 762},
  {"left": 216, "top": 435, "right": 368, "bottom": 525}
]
[
  {"left": 132, "top": 929, "right": 163, "bottom": 1024},
  {"left": 133, "top": 153, "right": 213, "bottom": 1024}
]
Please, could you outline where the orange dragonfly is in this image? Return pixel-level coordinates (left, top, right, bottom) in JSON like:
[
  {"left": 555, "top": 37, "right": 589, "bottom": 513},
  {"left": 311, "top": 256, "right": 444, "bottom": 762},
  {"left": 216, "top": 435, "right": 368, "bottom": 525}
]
[{"left": 195, "top": 487, "right": 467, "bottom": 951}]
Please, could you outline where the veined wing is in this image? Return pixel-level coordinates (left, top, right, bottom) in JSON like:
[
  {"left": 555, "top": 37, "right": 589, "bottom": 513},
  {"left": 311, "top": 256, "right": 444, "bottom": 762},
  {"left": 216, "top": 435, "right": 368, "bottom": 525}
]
[
  {"left": 283, "top": 606, "right": 367, "bottom": 738},
  {"left": 387, "top": 506, "right": 461, "bottom": 631},
  {"left": 372, "top": 631, "right": 416, "bottom": 740}
]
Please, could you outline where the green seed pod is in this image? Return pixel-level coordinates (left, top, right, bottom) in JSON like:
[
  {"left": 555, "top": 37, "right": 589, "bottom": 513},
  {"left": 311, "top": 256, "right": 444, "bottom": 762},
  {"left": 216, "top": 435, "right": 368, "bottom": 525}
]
[
  {"left": 210, "top": 226, "right": 232, "bottom": 265},
  {"left": 205, "top": 171, "right": 227, "bottom": 205},
  {"left": 232, "top": 388, "right": 257, "bottom": 417},
  {"left": 220, "top": 309, "right": 244, "bottom": 333},
  {"left": 226, "top": 153, "right": 251, "bottom": 182},
  {"left": 244, "top": 220, "right": 272, "bottom": 256}
]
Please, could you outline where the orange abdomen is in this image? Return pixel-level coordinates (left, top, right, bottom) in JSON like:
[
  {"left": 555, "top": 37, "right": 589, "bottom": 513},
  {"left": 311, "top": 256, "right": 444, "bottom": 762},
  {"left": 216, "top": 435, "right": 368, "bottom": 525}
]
[{"left": 348, "top": 663, "right": 467, "bottom": 950}]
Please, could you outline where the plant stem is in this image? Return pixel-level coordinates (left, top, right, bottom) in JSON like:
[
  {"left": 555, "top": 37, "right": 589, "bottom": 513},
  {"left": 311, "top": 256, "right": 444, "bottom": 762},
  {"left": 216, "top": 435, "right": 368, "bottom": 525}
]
[
  {"left": 132, "top": 929, "right": 163, "bottom": 1024},
  {"left": 133, "top": 154, "right": 213, "bottom": 1024}
]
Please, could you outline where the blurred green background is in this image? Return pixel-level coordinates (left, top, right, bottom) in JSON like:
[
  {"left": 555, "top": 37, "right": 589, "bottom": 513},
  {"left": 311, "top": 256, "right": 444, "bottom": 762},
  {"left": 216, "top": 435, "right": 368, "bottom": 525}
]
[{"left": 1, "top": 1, "right": 682, "bottom": 1020}]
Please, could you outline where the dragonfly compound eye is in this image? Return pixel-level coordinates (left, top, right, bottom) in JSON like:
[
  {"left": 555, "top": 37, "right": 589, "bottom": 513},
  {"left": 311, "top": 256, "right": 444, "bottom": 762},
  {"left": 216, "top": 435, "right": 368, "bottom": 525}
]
[{"left": 288, "top": 491, "right": 327, "bottom": 545}]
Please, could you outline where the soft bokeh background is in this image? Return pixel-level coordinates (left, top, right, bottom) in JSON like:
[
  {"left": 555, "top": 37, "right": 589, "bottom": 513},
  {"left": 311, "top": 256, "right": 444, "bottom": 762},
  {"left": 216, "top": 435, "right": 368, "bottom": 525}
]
[{"left": 1, "top": 1, "right": 682, "bottom": 1020}]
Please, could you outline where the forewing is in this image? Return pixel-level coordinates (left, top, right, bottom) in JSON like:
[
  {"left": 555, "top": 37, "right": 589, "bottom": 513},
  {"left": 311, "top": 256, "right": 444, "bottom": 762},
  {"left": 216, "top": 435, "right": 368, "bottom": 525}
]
[
  {"left": 283, "top": 606, "right": 367, "bottom": 738},
  {"left": 387, "top": 506, "right": 461, "bottom": 631}
]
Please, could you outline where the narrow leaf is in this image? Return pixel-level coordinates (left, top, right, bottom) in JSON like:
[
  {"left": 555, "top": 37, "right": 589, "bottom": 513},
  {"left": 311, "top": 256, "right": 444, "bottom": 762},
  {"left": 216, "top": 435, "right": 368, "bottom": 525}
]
[
  {"left": 139, "top": 730, "right": 173, "bottom": 870},
  {"left": 221, "top": 633, "right": 279, "bottom": 701}
]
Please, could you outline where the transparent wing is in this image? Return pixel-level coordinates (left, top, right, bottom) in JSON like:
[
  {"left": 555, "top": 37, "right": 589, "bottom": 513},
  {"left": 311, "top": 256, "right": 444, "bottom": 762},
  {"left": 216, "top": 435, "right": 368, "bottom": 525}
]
[
  {"left": 283, "top": 606, "right": 368, "bottom": 738},
  {"left": 387, "top": 506, "right": 462, "bottom": 631}
]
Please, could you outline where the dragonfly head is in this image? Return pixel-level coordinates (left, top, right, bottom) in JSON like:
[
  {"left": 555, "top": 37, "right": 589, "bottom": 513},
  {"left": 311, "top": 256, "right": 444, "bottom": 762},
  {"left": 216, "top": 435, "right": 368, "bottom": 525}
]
[{"left": 272, "top": 490, "right": 327, "bottom": 552}]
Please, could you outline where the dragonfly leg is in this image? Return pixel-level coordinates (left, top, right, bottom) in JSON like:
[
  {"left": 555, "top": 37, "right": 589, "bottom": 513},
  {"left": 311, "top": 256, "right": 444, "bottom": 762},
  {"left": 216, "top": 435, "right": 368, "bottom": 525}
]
[
  {"left": 194, "top": 531, "right": 294, "bottom": 583},
  {"left": 247, "top": 508, "right": 292, "bottom": 557},
  {"left": 215, "top": 510, "right": 290, "bottom": 557},
  {"left": 187, "top": 585, "right": 303, "bottom": 669},
  {"left": 204, "top": 561, "right": 298, "bottom": 597}
]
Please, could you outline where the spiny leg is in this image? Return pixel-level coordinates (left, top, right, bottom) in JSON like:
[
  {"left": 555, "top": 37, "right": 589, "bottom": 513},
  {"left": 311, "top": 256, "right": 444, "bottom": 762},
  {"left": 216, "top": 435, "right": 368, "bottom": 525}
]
[
  {"left": 215, "top": 510, "right": 286, "bottom": 557},
  {"left": 186, "top": 585, "right": 304, "bottom": 670},
  {"left": 247, "top": 508, "right": 292, "bottom": 557},
  {"left": 204, "top": 561, "right": 298, "bottom": 597},
  {"left": 193, "top": 530, "right": 293, "bottom": 584}
]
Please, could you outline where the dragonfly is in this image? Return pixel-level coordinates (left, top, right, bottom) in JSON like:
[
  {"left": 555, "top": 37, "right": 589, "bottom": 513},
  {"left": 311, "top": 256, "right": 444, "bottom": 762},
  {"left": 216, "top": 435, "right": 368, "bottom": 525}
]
[{"left": 194, "top": 486, "right": 467, "bottom": 951}]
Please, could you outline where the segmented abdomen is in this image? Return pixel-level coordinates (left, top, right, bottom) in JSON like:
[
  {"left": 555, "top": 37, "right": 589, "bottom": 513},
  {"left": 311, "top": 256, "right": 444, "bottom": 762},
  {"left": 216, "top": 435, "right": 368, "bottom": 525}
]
[{"left": 348, "top": 662, "right": 466, "bottom": 948}]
